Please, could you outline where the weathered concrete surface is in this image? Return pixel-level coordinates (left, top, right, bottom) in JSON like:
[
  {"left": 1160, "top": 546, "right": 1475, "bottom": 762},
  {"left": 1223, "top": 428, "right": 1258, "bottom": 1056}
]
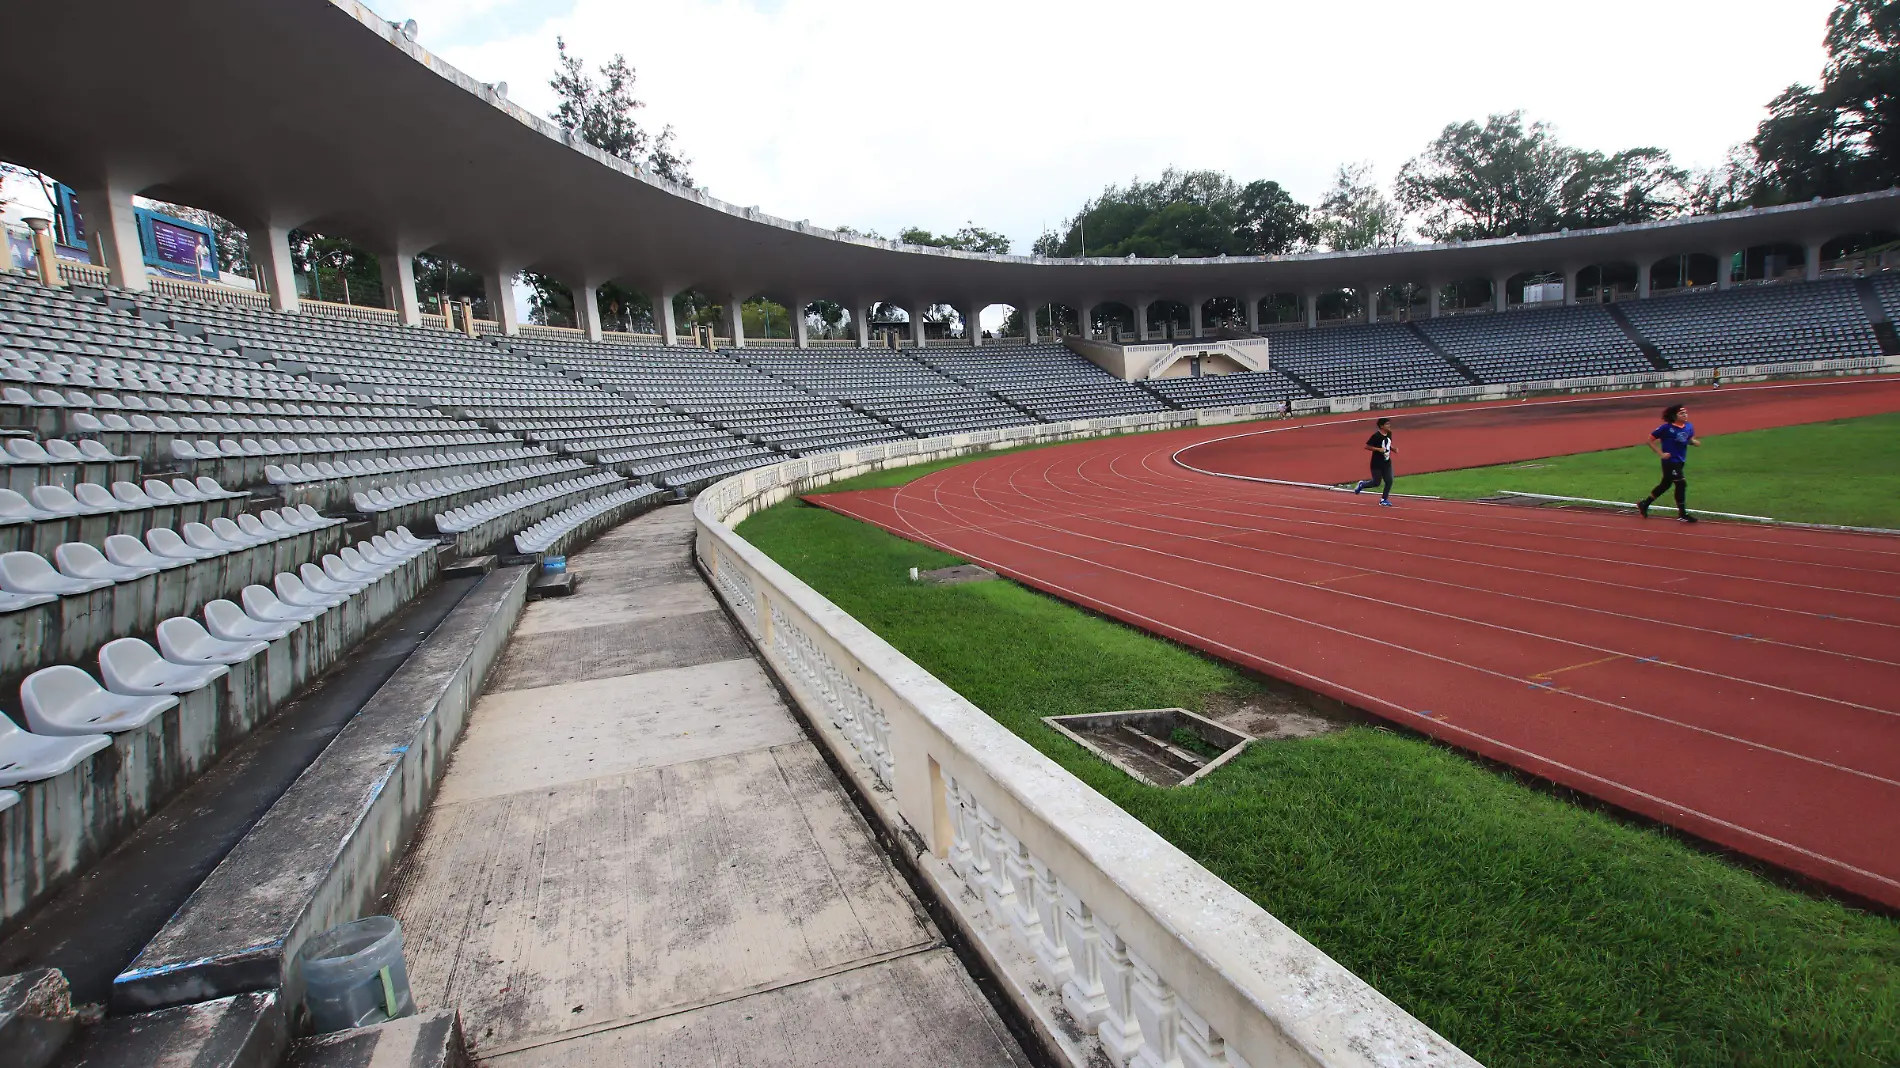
[
  {"left": 56, "top": 992, "right": 284, "bottom": 1068},
  {"left": 111, "top": 567, "right": 532, "bottom": 1015},
  {"left": 0, "top": 968, "right": 77, "bottom": 1068},
  {"left": 388, "top": 504, "right": 1027, "bottom": 1065},
  {"left": 287, "top": 1008, "right": 467, "bottom": 1068}
]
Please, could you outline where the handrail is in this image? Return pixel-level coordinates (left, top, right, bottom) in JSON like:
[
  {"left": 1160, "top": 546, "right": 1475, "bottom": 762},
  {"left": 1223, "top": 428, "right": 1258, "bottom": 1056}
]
[{"left": 693, "top": 407, "right": 1479, "bottom": 1068}]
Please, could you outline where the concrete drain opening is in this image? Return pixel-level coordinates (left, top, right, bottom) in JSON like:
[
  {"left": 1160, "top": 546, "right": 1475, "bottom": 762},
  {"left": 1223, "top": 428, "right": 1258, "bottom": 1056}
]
[{"left": 1042, "top": 708, "right": 1250, "bottom": 788}]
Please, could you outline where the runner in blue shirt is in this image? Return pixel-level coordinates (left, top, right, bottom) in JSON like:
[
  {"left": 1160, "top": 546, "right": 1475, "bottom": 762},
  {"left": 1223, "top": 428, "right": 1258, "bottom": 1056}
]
[{"left": 1638, "top": 404, "right": 1700, "bottom": 523}]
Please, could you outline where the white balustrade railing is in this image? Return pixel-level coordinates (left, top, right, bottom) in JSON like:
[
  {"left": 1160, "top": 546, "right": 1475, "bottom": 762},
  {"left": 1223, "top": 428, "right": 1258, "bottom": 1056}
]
[{"left": 694, "top": 410, "right": 1481, "bottom": 1068}]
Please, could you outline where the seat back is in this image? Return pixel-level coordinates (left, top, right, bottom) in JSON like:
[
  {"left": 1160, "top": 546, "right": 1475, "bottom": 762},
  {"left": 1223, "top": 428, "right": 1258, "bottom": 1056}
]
[
  {"left": 22, "top": 665, "right": 100, "bottom": 722},
  {"left": 98, "top": 637, "right": 161, "bottom": 688}
]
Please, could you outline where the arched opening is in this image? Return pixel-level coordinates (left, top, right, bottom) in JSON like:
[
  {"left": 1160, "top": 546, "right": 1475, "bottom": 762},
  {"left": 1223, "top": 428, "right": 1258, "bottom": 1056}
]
[
  {"left": 1148, "top": 299, "right": 1190, "bottom": 340},
  {"left": 1315, "top": 289, "right": 1360, "bottom": 325},
  {"left": 1646, "top": 254, "right": 1720, "bottom": 294},
  {"left": 1093, "top": 301, "right": 1135, "bottom": 340},
  {"left": 1821, "top": 230, "right": 1900, "bottom": 276},
  {"left": 1435, "top": 279, "right": 1491, "bottom": 314},
  {"left": 1574, "top": 263, "right": 1640, "bottom": 303},
  {"left": 1258, "top": 293, "right": 1304, "bottom": 328},
  {"left": 1745, "top": 243, "right": 1806, "bottom": 283},
  {"left": 1201, "top": 296, "right": 1245, "bottom": 334}
]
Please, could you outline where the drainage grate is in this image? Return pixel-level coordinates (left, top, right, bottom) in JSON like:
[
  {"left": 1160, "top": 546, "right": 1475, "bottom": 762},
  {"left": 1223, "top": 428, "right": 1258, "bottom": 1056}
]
[{"left": 1043, "top": 707, "right": 1250, "bottom": 788}]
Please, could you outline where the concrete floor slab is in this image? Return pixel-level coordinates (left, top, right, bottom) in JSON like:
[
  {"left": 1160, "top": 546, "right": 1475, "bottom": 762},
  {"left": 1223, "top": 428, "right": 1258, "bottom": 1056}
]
[
  {"left": 512, "top": 580, "right": 718, "bottom": 637},
  {"left": 436, "top": 658, "right": 798, "bottom": 803},
  {"left": 484, "top": 610, "right": 751, "bottom": 691},
  {"left": 393, "top": 743, "right": 934, "bottom": 1055},
  {"left": 483, "top": 947, "right": 1027, "bottom": 1068}
]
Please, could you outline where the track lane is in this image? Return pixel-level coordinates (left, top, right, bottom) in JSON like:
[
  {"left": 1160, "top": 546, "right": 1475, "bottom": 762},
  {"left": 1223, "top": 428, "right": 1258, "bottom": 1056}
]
[{"left": 805, "top": 380, "right": 1900, "bottom": 906}]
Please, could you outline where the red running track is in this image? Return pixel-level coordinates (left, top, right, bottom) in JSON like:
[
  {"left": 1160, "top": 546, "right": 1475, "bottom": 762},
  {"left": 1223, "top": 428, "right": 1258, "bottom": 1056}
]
[{"left": 808, "top": 377, "right": 1900, "bottom": 908}]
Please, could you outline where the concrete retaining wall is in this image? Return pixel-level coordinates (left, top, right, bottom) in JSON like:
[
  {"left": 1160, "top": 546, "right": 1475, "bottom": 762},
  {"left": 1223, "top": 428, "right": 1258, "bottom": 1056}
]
[{"left": 111, "top": 565, "right": 532, "bottom": 1015}]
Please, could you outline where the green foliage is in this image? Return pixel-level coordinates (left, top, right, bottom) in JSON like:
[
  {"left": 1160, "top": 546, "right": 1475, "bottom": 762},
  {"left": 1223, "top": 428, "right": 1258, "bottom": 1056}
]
[
  {"left": 1313, "top": 162, "right": 1406, "bottom": 250},
  {"left": 1401, "top": 411, "right": 1900, "bottom": 528},
  {"left": 737, "top": 487, "right": 1900, "bottom": 1068},
  {"left": 900, "top": 224, "right": 1012, "bottom": 254},
  {"left": 1753, "top": 0, "right": 1900, "bottom": 202},
  {"left": 1395, "top": 112, "right": 1686, "bottom": 241},
  {"left": 1032, "top": 169, "right": 1313, "bottom": 258},
  {"left": 549, "top": 37, "right": 692, "bottom": 185}
]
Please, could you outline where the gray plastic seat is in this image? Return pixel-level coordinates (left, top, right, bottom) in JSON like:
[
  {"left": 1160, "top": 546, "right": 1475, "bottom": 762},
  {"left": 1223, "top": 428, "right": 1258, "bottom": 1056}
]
[
  {"left": 22, "top": 665, "right": 177, "bottom": 736},
  {"left": 99, "top": 636, "right": 228, "bottom": 695},
  {"left": 156, "top": 617, "right": 268, "bottom": 666},
  {"left": 0, "top": 550, "right": 113, "bottom": 595},
  {"left": 241, "top": 584, "right": 324, "bottom": 623},
  {"left": 27, "top": 485, "right": 87, "bottom": 517},
  {"left": 105, "top": 533, "right": 187, "bottom": 572},
  {"left": 146, "top": 527, "right": 215, "bottom": 563},
  {"left": 0, "top": 714, "right": 110, "bottom": 787},
  {"left": 56, "top": 541, "right": 157, "bottom": 582},
  {"left": 300, "top": 561, "right": 364, "bottom": 596},
  {"left": 204, "top": 598, "right": 297, "bottom": 641},
  {"left": 73, "top": 482, "right": 126, "bottom": 512},
  {"left": 0, "top": 489, "right": 55, "bottom": 523},
  {"left": 274, "top": 572, "right": 347, "bottom": 609}
]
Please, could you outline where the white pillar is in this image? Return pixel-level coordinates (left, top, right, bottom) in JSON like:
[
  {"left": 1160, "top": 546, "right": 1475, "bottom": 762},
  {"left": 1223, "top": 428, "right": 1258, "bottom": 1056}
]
[
  {"left": 1804, "top": 239, "right": 1825, "bottom": 282},
  {"left": 1637, "top": 261, "right": 1653, "bottom": 299},
  {"left": 1022, "top": 302, "right": 1039, "bottom": 344},
  {"left": 724, "top": 295, "right": 746, "bottom": 347},
  {"left": 1491, "top": 275, "right": 1509, "bottom": 313},
  {"left": 909, "top": 306, "right": 927, "bottom": 348},
  {"left": 853, "top": 302, "right": 871, "bottom": 348},
  {"left": 651, "top": 288, "right": 678, "bottom": 344},
  {"left": 962, "top": 303, "right": 983, "bottom": 346},
  {"left": 381, "top": 252, "right": 421, "bottom": 326},
  {"left": 75, "top": 182, "right": 147, "bottom": 291},
  {"left": 1077, "top": 302, "right": 1095, "bottom": 340},
  {"left": 1426, "top": 282, "right": 1442, "bottom": 319},
  {"left": 1562, "top": 267, "right": 1580, "bottom": 306},
  {"left": 1303, "top": 292, "right": 1318, "bottom": 329},
  {"left": 251, "top": 225, "right": 300, "bottom": 313},
  {"left": 1133, "top": 300, "right": 1150, "bottom": 341},
  {"left": 25, "top": 218, "right": 61, "bottom": 287},
  {"left": 1188, "top": 298, "right": 1205, "bottom": 338},
  {"left": 1365, "top": 285, "right": 1380, "bottom": 324},
  {"left": 792, "top": 297, "right": 810, "bottom": 348},
  {"left": 1716, "top": 252, "right": 1736, "bottom": 291},
  {"left": 1245, "top": 294, "right": 1262, "bottom": 334}
]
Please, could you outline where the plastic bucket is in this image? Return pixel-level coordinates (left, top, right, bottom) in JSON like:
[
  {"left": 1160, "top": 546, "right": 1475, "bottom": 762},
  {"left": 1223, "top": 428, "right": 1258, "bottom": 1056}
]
[{"left": 298, "top": 915, "right": 416, "bottom": 1033}]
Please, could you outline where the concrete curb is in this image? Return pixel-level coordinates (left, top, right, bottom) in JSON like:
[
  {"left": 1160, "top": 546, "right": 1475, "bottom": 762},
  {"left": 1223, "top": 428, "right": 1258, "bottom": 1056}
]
[{"left": 110, "top": 565, "right": 532, "bottom": 1015}]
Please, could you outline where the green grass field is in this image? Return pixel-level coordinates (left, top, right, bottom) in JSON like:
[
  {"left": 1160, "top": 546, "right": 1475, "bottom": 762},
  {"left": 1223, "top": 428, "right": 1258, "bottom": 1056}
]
[
  {"left": 735, "top": 424, "right": 1900, "bottom": 1068},
  {"left": 1400, "top": 412, "right": 1900, "bottom": 528}
]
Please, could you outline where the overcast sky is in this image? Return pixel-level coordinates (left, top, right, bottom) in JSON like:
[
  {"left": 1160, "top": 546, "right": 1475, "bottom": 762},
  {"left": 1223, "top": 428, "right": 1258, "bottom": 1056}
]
[{"left": 390, "top": 0, "right": 1842, "bottom": 256}]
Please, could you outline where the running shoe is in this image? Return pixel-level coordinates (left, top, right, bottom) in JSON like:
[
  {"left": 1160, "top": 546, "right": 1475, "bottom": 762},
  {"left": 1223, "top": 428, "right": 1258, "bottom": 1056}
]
[
  {"left": 1379, "top": 499, "right": 1393, "bottom": 507},
  {"left": 1678, "top": 513, "right": 1698, "bottom": 524},
  {"left": 1637, "top": 498, "right": 1651, "bottom": 518},
  {"left": 1353, "top": 482, "right": 1365, "bottom": 495}
]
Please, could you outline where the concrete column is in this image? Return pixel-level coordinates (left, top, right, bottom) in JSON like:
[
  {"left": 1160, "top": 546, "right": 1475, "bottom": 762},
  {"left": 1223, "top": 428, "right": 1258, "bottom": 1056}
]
[
  {"left": 1637, "top": 261, "right": 1653, "bottom": 299},
  {"left": 790, "top": 298, "right": 810, "bottom": 348},
  {"left": 1302, "top": 292, "right": 1318, "bottom": 329},
  {"left": 251, "top": 225, "right": 300, "bottom": 312},
  {"left": 1364, "top": 285, "right": 1380, "bottom": 324},
  {"left": 853, "top": 302, "right": 871, "bottom": 348},
  {"left": 1716, "top": 251, "right": 1737, "bottom": 291},
  {"left": 1022, "top": 302, "right": 1039, "bottom": 344},
  {"left": 381, "top": 252, "right": 421, "bottom": 326},
  {"left": 75, "top": 183, "right": 147, "bottom": 291},
  {"left": 1245, "top": 294, "right": 1263, "bottom": 334},
  {"left": 1804, "top": 239, "right": 1825, "bottom": 282},
  {"left": 1188, "top": 299, "right": 1205, "bottom": 338},
  {"left": 1491, "top": 275, "right": 1510, "bottom": 313},
  {"left": 961, "top": 303, "right": 983, "bottom": 347},
  {"left": 724, "top": 295, "right": 746, "bottom": 347},
  {"left": 1077, "top": 301, "right": 1095, "bottom": 340},
  {"left": 909, "top": 306, "right": 926, "bottom": 348},
  {"left": 1562, "top": 266, "right": 1581, "bottom": 306},
  {"left": 651, "top": 288, "right": 678, "bottom": 344},
  {"left": 25, "top": 218, "right": 61, "bottom": 287},
  {"left": 1133, "top": 300, "right": 1150, "bottom": 341},
  {"left": 1426, "top": 282, "right": 1442, "bottom": 319}
]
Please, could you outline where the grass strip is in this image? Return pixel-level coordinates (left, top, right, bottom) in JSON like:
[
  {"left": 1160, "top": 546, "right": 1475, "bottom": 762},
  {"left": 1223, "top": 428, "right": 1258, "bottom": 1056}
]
[
  {"left": 1398, "top": 412, "right": 1900, "bottom": 529},
  {"left": 737, "top": 469, "right": 1899, "bottom": 1068}
]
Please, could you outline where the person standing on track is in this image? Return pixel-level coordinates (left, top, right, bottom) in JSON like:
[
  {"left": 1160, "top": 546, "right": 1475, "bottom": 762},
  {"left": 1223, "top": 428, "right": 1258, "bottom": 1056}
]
[
  {"left": 1638, "top": 404, "right": 1700, "bottom": 523},
  {"left": 1353, "top": 417, "right": 1396, "bottom": 506}
]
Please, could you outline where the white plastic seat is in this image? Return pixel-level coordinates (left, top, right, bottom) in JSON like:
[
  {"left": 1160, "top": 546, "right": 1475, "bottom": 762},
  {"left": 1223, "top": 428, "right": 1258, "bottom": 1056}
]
[
  {"left": 56, "top": 541, "right": 157, "bottom": 582},
  {"left": 99, "top": 636, "right": 227, "bottom": 695},
  {"left": 44, "top": 440, "right": 84, "bottom": 460},
  {"left": 157, "top": 617, "right": 268, "bottom": 666},
  {"left": 242, "top": 584, "right": 324, "bottom": 623},
  {"left": 0, "top": 489, "right": 55, "bottom": 523},
  {"left": 0, "top": 550, "right": 113, "bottom": 595},
  {"left": 236, "top": 513, "right": 275, "bottom": 542},
  {"left": 301, "top": 561, "right": 364, "bottom": 596},
  {"left": 181, "top": 522, "right": 240, "bottom": 554},
  {"left": 296, "top": 505, "right": 328, "bottom": 527},
  {"left": 0, "top": 789, "right": 16, "bottom": 812},
  {"left": 169, "top": 478, "right": 206, "bottom": 502},
  {"left": 196, "top": 477, "right": 231, "bottom": 497},
  {"left": 73, "top": 483, "right": 125, "bottom": 512},
  {"left": 338, "top": 546, "right": 388, "bottom": 577},
  {"left": 274, "top": 572, "right": 347, "bottom": 609},
  {"left": 146, "top": 527, "right": 214, "bottom": 563},
  {"left": 211, "top": 517, "right": 267, "bottom": 548},
  {"left": 105, "top": 533, "right": 186, "bottom": 572},
  {"left": 204, "top": 599, "right": 297, "bottom": 641},
  {"left": 28, "top": 485, "right": 87, "bottom": 517},
  {"left": 0, "top": 714, "right": 110, "bottom": 787},
  {"left": 112, "top": 481, "right": 155, "bottom": 507},
  {"left": 78, "top": 439, "right": 119, "bottom": 461},
  {"left": 5, "top": 439, "right": 54, "bottom": 464},
  {"left": 23, "top": 665, "right": 177, "bottom": 736},
  {"left": 142, "top": 479, "right": 182, "bottom": 504}
]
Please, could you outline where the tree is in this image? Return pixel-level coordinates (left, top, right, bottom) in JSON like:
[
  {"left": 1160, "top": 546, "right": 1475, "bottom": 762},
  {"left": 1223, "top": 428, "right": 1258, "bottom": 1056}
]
[
  {"left": 901, "top": 224, "right": 1012, "bottom": 254},
  {"left": 1032, "top": 169, "right": 1312, "bottom": 258},
  {"left": 1752, "top": 0, "right": 1900, "bottom": 202},
  {"left": 1313, "top": 163, "right": 1405, "bottom": 250},
  {"left": 144, "top": 200, "right": 251, "bottom": 277}
]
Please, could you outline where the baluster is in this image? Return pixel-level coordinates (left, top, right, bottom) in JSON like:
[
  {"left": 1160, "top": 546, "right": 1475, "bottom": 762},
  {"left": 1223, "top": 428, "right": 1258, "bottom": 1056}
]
[
  {"left": 944, "top": 776, "right": 978, "bottom": 887},
  {"left": 1059, "top": 884, "right": 1109, "bottom": 1032},
  {"left": 1129, "top": 948, "right": 1181, "bottom": 1068},
  {"left": 1030, "top": 860, "right": 1073, "bottom": 989},
  {"left": 1097, "top": 930, "right": 1144, "bottom": 1065},
  {"left": 1176, "top": 1002, "right": 1236, "bottom": 1068},
  {"left": 1002, "top": 831, "right": 1040, "bottom": 942}
]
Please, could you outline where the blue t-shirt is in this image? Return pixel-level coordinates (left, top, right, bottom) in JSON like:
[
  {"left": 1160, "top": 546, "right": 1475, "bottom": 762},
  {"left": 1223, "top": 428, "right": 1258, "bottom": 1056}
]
[{"left": 1652, "top": 422, "right": 1694, "bottom": 463}]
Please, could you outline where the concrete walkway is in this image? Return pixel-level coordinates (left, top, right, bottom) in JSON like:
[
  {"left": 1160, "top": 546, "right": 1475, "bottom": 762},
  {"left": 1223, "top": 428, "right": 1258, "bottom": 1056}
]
[{"left": 388, "top": 504, "right": 1027, "bottom": 1066}]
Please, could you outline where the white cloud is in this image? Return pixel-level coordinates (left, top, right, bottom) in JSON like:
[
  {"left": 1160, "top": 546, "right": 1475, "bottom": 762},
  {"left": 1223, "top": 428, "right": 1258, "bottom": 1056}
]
[{"left": 424, "top": 0, "right": 1836, "bottom": 279}]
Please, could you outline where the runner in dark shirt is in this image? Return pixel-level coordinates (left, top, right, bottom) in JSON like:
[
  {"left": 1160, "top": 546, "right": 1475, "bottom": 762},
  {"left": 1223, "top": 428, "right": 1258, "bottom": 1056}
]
[
  {"left": 1638, "top": 404, "right": 1700, "bottom": 523},
  {"left": 1353, "top": 417, "right": 1395, "bottom": 506}
]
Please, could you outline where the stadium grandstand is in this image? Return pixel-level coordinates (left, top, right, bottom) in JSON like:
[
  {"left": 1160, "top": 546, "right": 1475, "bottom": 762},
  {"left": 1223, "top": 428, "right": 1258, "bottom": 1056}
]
[{"left": 0, "top": 1, "right": 1896, "bottom": 1067}]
